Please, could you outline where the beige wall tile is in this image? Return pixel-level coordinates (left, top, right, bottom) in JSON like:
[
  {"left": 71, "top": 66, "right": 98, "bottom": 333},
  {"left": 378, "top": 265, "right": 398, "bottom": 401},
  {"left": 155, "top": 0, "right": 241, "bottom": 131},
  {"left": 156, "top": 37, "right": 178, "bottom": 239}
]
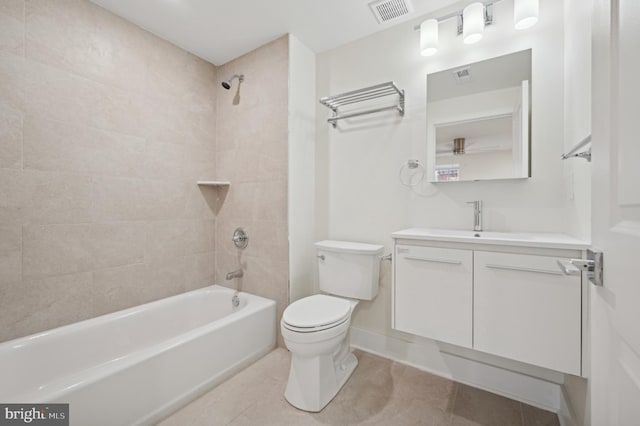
[
  {"left": 215, "top": 36, "right": 289, "bottom": 345},
  {"left": 91, "top": 263, "right": 147, "bottom": 316},
  {"left": 144, "top": 141, "right": 187, "bottom": 180},
  {"left": 0, "top": 169, "right": 24, "bottom": 225},
  {"left": 187, "top": 220, "right": 216, "bottom": 254},
  {"left": 0, "top": 225, "right": 21, "bottom": 252},
  {"left": 143, "top": 179, "right": 190, "bottom": 221},
  {"left": 23, "top": 222, "right": 145, "bottom": 278},
  {"left": 256, "top": 139, "right": 288, "bottom": 183},
  {"left": 0, "top": 101, "right": 22, "bottom": 169},
  {"left": 144, "top": 257, "right": 187, "bottom": 300},
  {"left": 215, "top": 148, "right": 261, "bottom": 184},
  {"left": 22, "top": 57, "right": 97, "bottom": 128},
  {"left": 22, "top": 170, "right": 93, "bottom": 224},
  {"left": 144, "top": 220, "right": 191, "bottom": 261},
  {"left": 0, "top": 272, "right": 94, "bottom": 342},
  {"left": 0, "top": 51, "right": 25, "bottom": 111},
  {"left": 184, "top": 183, "right": 219, "bottom": 220},
  {"left": 183, "top": 142, "right": 216, "bottom": 180},
  {"left": 0, "top": 225, "right": 21, "bottom": 285},
  {"left": 0, "top": 2, "right": 24, "bottom": 55},
  {"left": 24, "top": 117, "right": 146, "bottom": 178},
  {"left": 253, "top": 180, "right": 287, "bottom": 222},
  {"left": 145, "top": 37, "right": 216, "bottom": 104},
  {"left": 0, "top": 0, "right": 24, "bottom": 20},
  {"left": 0, "top": 0, "right": 220, "bottom": 342},
  {"left": 141, "top": 93, "right": 215, "bottom": 147},
  {"left": 214, "top": 243, "right": 244, "bottom": 287},
  {"left": 91, "top": 80, "right": 145, "bottom": 137},
  {"left": 25, "top": 0, "right": 147, "bottom": 93},
  {"left": 184, "top": 252, "right": 216, "bottom": 290},
  {"left": 216, "top": 183, "right": 259, "bottom": 223},
  {"left": 144, "top": 139, "right": 215, "bottom": 183},
  {"left": 247, "top": 220, "right": 288, "bottom": 262},
  {"left": 90, "top": 176, "right": 148, "bottom": 222}
]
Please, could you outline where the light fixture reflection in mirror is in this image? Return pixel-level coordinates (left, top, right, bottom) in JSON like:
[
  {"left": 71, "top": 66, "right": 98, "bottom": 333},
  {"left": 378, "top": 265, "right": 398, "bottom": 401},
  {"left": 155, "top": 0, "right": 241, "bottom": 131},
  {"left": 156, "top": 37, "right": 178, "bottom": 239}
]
[
  {"left": 514, "top": 0, "right": 539, "bottom": 30},
  {"left": 426, "top": 49, "right": 532, "bottom": 183}
]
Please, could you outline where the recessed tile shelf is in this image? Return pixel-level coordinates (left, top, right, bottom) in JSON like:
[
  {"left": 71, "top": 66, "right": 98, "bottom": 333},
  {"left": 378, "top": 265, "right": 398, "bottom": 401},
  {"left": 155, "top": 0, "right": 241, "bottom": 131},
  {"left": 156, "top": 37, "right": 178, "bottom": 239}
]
[{"left": 197, "top": 180, "right": 231, "bottom": 187}]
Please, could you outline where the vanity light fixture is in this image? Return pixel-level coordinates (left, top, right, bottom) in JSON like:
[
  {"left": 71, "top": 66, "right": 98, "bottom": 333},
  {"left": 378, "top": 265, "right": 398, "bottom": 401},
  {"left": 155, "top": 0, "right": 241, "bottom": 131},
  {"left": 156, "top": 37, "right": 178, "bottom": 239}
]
[
  {"left": 416, "top": 0, "right": 538, "bottom": 56},
  {"left": 514, "top": 0, "right": 539, "bottom": 30},
  {"left": 462, "top": 2, "right": 485, "bottom": 44},
  {"left": 420, "top": 19, "right": 439, "bottom": 56}
]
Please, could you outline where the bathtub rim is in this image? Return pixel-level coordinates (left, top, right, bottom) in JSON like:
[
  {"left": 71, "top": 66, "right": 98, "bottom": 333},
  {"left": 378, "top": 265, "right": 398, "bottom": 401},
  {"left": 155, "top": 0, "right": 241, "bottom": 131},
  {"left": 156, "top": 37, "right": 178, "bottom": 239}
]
[{"left": 0, "top": 284, "right": 270, "bottom": 350}]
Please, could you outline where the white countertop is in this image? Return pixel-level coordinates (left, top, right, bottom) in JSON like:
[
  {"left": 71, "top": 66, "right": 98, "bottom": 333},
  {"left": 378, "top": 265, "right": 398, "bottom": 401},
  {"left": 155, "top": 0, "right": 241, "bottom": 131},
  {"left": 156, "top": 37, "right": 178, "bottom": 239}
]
[{"left": 392, "top": 228, "right": 590, "bottom": 250}]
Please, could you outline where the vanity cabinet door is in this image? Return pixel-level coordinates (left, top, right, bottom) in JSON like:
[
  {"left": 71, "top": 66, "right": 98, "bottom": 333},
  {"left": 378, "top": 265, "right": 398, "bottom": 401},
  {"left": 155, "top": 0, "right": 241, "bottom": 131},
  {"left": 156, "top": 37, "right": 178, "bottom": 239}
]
[
  {"left": 474, "top": 251, "right": 581, "bottom": 375},
  {"left": 394, "top": 245, "right": 473, "bottom": 348}
]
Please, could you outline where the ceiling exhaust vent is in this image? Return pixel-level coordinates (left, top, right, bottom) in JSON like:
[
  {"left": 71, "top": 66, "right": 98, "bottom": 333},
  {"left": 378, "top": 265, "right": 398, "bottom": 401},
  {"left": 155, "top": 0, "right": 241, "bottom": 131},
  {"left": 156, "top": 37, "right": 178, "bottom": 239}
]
[
  {"left": 452, "top": 67, "right": 472, "bottom": 84},
  {"left": 369, "top": 0, "right": 414, "bottom": 24}
]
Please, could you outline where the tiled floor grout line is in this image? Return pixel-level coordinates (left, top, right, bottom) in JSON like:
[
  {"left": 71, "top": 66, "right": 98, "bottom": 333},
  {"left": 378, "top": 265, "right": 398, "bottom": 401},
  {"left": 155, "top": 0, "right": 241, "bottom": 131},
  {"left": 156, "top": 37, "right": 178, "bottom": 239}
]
[
  {"left": 449, "top": 381, "right": 459, "bottom": 425},
  {"left": 519, "top": 402, "right": 525, "bottom": 426}
]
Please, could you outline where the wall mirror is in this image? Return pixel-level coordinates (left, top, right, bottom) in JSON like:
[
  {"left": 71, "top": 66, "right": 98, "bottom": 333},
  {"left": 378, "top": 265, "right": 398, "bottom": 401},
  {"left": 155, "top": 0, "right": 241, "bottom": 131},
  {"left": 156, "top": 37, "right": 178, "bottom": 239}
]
[{"left": 427, "top": 49, "right": 532, "bottom": 182}]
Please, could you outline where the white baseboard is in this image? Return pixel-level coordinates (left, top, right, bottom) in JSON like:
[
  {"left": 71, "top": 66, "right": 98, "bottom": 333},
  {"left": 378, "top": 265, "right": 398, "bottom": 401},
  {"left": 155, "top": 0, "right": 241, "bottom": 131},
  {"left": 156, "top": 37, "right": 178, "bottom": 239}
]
[{"left": 350, "top": 326, "right": 576, "bottom": 418}]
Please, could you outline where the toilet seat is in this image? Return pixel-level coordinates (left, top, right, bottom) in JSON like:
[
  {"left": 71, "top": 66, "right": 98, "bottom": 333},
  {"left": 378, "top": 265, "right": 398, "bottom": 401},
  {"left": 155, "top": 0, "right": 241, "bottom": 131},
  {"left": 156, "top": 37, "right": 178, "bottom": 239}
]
[{"left": 282, "top": 295, "right": 352, "bottom": 333}]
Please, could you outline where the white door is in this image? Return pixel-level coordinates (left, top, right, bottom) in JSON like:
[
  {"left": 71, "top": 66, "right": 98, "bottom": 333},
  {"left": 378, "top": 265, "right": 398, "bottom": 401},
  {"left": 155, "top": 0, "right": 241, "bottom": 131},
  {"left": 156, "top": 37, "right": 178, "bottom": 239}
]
[{"left": 590, "top": 0, "right": 640, "bottom": 424}]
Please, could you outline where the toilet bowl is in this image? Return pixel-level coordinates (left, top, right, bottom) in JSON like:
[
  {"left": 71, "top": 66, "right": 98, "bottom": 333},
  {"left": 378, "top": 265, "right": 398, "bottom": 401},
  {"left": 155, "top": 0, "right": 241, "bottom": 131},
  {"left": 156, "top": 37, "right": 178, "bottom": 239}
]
[
  {"left": 281, "top": 294, "right": 358, "bottom": 412},
  {"left": 281, "top": 240, "right": 383, "bottom": 412}
]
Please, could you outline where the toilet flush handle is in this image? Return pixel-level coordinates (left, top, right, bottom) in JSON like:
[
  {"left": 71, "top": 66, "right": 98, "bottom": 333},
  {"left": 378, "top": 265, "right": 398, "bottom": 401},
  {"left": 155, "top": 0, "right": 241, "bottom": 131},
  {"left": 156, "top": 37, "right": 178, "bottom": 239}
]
[{"left": 317, "top": 254, "right": 325, "bottom": 261}]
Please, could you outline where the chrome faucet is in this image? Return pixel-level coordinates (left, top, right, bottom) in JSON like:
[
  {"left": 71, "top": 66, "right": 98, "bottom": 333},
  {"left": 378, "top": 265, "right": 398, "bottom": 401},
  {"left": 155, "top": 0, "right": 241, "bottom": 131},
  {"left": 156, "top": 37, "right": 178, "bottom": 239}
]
[
  {"left": 466, "top": 200, "right": 483, "bottom": 232},
  {"left": 226, "top": 268, "right": 243, "bottom": 280}
]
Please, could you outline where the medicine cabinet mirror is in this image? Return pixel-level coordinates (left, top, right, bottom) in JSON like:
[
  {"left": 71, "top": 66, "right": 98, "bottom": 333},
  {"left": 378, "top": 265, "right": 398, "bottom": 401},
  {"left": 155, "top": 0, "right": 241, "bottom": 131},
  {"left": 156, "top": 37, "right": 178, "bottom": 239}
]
[{"left": 427, "top": 49, "right": 532, "bottom": 182}]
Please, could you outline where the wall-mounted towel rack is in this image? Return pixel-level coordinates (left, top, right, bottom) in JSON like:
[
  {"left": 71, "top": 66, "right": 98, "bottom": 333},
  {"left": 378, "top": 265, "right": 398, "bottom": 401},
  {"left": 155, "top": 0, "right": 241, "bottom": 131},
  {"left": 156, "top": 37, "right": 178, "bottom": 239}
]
[
  {"left": 561, "top": 135, "right": 592, "bottom": 162},
  {"left": 319, "top": 81, "right": 405, "bottom": 128}
]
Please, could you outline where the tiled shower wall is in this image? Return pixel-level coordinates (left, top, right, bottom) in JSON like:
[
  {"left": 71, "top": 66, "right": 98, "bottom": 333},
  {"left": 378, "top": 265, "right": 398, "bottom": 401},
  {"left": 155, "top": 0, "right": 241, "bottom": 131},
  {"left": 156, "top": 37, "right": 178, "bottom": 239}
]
[
  {"left": 0, "top": 0, "right": 219, "bottom": 342},
  {"left": 214, "top": 36, "right": 289, "bottom": 346}
]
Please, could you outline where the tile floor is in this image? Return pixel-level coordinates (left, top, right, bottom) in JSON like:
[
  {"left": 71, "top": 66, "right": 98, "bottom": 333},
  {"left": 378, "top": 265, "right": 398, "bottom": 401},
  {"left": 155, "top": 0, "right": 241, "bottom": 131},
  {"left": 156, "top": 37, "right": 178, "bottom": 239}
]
[{"left": 159, "top": 348, "right": 560, "bottom": 426}]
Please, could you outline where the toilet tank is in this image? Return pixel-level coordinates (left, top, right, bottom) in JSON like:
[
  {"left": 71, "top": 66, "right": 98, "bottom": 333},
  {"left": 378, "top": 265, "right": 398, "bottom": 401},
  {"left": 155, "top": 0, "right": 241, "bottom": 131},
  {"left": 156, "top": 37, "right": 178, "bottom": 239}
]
[{"left": 315, "top": 240, "right": 384, "bottom": 301}]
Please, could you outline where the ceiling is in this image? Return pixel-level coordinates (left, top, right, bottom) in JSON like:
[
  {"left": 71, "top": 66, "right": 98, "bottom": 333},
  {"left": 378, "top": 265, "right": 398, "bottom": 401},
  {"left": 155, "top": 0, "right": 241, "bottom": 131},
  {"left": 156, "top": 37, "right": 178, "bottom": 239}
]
[{"left": 90, "top": 0, "right": 460, "bottom": 65}]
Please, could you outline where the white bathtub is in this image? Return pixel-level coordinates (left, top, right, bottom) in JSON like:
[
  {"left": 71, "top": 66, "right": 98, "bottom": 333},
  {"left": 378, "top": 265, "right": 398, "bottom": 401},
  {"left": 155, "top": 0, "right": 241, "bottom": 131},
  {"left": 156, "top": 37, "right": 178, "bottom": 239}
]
[{"left": 0, "top": 285, "right": 276, "bottom": 426}]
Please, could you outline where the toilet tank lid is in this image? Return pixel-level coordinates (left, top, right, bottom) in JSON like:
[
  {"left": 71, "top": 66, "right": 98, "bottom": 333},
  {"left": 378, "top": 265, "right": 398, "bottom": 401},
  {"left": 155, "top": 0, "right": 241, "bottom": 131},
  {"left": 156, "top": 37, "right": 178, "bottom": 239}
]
[{"left": 315, "top": 240, "right": 384, "bottom": 255}]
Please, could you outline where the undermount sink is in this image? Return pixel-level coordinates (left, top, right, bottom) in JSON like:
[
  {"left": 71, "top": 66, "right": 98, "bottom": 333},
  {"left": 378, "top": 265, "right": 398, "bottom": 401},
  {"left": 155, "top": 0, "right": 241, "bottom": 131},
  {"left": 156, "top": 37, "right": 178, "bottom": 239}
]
[{"left": 391, "top": 228, "right": 589, "bottom": 250}]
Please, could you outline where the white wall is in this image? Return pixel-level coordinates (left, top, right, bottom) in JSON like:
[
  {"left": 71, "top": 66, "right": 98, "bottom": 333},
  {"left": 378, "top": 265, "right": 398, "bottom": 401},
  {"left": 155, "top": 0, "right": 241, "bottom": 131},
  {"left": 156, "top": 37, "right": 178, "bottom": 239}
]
[
  {"left": 316, "top": 0, "right": 571, "bottom": 335},
  {"left": 288, "top": 35, "right": 317, "bottom": 302},
  {"left": 563, "top": 0, "right": 592, "bottom": 243}
]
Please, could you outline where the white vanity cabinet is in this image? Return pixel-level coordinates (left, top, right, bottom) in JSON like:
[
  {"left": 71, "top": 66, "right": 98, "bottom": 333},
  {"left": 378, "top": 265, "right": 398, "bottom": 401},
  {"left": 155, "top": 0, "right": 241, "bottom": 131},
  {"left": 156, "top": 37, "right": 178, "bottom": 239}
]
[
  {"left": 473, "top": 251, "right": 581, "bottom": 375},
  {"left": 391, "top": 228, "right": 588, "bottom": 375},
  {"left": 394, "top": 245, "right": 472, "bottom": 347}
]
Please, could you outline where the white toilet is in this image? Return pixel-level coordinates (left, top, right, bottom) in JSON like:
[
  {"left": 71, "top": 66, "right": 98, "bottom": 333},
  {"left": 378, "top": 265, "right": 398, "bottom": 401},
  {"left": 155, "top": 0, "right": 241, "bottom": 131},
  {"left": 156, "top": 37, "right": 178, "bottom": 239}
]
[{"left": 281, "top": 240, "right": 383, "bottom": 412}]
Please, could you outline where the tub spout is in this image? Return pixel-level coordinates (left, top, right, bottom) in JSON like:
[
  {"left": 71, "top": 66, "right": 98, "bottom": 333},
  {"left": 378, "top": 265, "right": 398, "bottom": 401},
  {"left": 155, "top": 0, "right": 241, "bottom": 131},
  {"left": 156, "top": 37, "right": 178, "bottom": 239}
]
[{"left": 226, "top": 269, "right": 243, "bottom": 280}]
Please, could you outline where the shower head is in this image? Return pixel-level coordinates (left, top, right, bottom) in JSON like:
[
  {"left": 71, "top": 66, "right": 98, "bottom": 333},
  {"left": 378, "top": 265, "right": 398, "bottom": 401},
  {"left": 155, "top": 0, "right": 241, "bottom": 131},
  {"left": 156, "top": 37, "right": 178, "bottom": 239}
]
[{"left": 221, "top": 74, "right": 244, "bottom": 90}]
